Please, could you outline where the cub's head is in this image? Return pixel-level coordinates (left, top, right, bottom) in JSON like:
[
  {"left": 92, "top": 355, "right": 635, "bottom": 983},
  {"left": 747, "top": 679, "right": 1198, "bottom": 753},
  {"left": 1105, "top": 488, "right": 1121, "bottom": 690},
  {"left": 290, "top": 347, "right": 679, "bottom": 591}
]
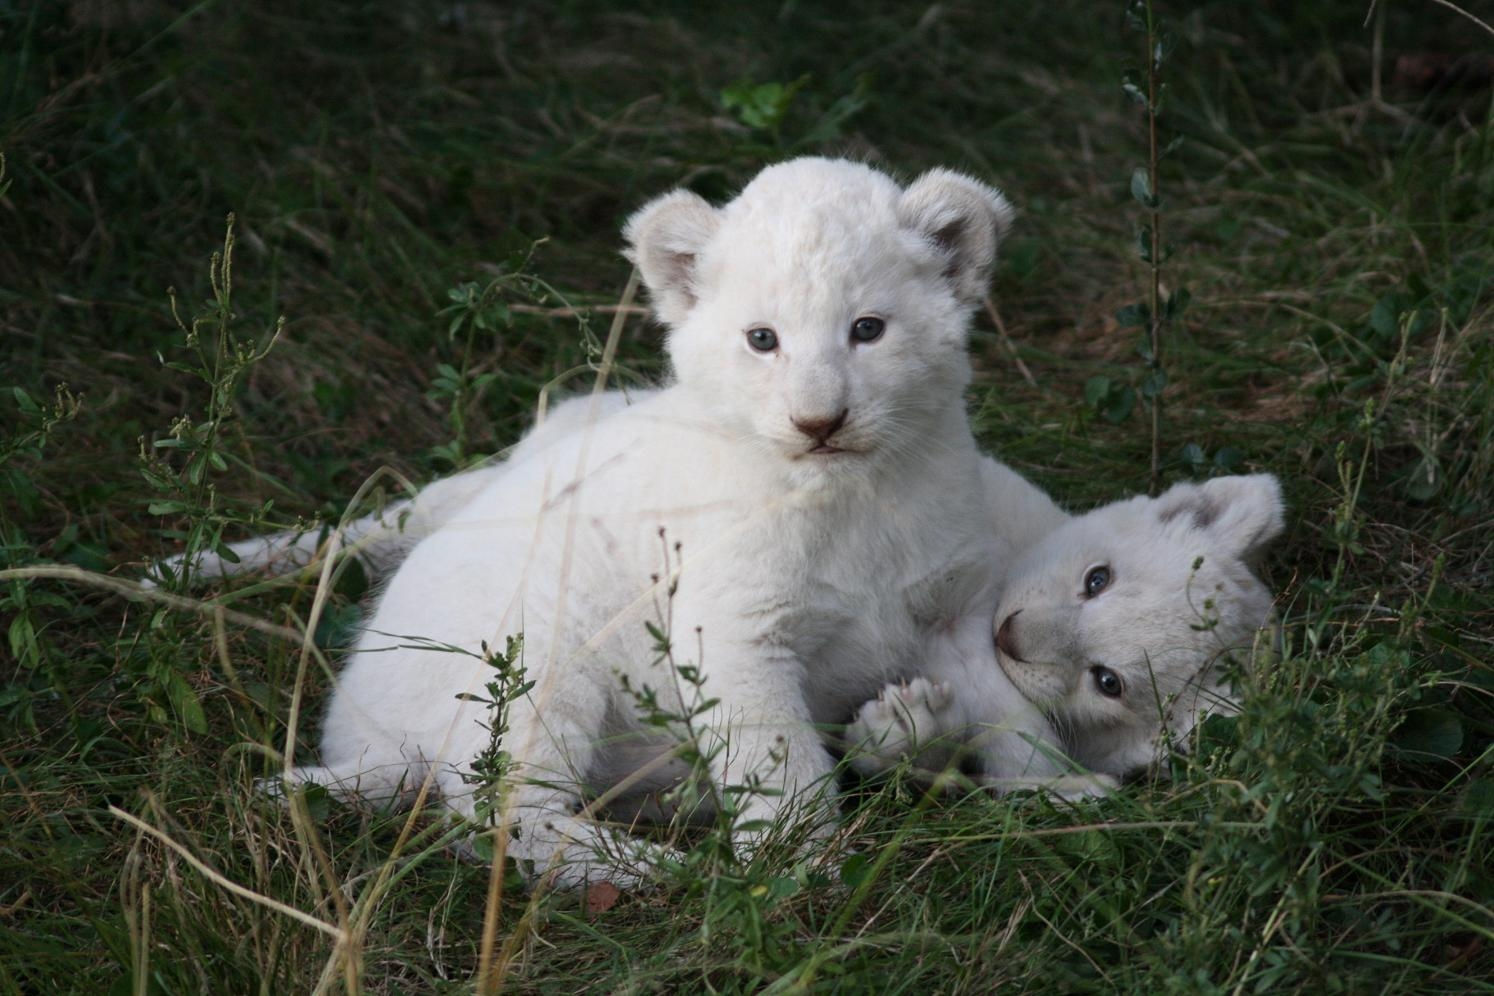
[
  {"left": 994, "top": 475, "right": 1285, "bottom": 777},
  {"left": 624, "top": 157, "right": 1012, "bottom": 474}
]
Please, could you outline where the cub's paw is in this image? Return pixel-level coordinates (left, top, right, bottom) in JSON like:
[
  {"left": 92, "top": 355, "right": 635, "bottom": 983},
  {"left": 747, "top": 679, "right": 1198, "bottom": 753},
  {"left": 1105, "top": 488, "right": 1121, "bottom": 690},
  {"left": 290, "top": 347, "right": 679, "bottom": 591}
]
[
  {"left": 502, "top": 813, "right": 686, "bottom": 893},
  {"left": 1040, "top": 771, "right": 1120, "bottom": 802},
  {"left": 845, "top": 678, "right": 951, "bottom": 775}
]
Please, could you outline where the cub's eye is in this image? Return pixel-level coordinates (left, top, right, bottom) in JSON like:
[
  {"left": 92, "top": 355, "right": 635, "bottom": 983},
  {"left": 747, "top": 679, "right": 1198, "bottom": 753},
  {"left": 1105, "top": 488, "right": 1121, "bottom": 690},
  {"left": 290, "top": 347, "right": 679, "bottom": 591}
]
[
  {"left": 850, "top": 316, "right": 885, "bottom": 343},
  {"left": 1083, "top": 564, "right": 1112, "bottom": 598},
  {"left": 746, "top": 327, "right": 779, "bottom": 352},
  {"left": 1092, "top": 666, "right": 1123, "bottom": 698}
]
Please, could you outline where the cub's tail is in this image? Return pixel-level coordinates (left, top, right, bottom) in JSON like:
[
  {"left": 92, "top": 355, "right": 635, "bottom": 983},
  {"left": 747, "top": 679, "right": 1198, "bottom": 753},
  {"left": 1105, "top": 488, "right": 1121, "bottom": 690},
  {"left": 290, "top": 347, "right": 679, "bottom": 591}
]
[
  {"left": 143, "top": 387, "right": 648, "bottom": 588},
  {"left": 144, "top": 465, "right": 501, "bottom": 588}
]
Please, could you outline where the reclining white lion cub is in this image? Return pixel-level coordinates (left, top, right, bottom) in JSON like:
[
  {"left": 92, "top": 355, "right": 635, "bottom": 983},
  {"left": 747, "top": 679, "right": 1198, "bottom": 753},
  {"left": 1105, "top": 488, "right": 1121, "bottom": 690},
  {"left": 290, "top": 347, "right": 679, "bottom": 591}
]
[
  {"left": 214, "top": 157, "right": 1089, "bottom": 889},
  {"left": 845, "top": 473, "right": 1283, "bottom": 784}
]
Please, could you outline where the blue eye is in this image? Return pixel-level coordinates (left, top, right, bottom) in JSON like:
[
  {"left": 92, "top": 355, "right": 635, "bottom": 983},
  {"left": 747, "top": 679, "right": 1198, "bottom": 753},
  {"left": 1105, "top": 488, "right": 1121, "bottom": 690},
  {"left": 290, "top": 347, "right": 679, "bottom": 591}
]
[
  {"left": 1092, "top": 666, "right": 1123, "bottom": 698},
  {"left": 850, "top": 317, "right": 885, "bottom": 343},
  {"left": 1083, "top": 565, "right": 1111, "bottom": 598},
  {"left": 746, "top": 327, "right": 779, "bottom": 352}
]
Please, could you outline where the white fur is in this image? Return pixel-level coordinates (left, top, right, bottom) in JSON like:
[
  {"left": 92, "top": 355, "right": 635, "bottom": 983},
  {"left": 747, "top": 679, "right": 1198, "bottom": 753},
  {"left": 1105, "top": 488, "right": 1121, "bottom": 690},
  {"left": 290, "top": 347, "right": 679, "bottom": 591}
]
[
  {"left": 847, "top": 474, "right": 1284, "bottom": 782},
  {"left": 262, "top": 158, "right": 1057, "bottom": 888}
]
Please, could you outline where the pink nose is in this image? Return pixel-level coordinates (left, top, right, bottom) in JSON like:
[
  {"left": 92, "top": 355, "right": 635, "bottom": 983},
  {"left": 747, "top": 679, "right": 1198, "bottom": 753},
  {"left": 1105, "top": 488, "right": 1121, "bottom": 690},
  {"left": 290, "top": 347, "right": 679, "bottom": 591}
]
[
  {"left": 995, "top": 611, "right": 1023, "bottom": 662},
  {"left": 792, "top": 408, "right": 848, "bottom": 444}
]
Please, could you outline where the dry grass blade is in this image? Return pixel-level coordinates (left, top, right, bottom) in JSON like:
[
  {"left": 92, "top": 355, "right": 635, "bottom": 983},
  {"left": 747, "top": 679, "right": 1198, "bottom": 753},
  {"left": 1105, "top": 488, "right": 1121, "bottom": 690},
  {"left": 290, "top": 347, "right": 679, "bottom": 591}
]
[{"left": 107, "top": 806, "right": 347, "bottom": 943}]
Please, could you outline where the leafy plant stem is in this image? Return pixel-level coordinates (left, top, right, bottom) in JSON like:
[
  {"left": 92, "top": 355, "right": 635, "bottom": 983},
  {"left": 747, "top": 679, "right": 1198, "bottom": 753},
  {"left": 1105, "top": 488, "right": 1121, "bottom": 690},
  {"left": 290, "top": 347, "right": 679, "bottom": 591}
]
[{"left": 1143, "top": 0, "right": 1164, "bottom": 494}]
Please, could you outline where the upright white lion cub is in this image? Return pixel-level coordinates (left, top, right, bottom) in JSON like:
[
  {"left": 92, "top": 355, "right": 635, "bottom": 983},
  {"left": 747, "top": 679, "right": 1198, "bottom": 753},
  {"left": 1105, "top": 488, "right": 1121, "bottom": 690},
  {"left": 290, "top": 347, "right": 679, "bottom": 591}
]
[{"left": 267, "top": 158, "right": 1062, "bottom": 887}]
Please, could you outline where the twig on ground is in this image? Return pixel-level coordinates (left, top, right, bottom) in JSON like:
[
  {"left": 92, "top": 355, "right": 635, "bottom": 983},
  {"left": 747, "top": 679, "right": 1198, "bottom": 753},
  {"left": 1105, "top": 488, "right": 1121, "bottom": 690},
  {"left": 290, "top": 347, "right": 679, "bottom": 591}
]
[{"left": 983, "top": 296, "right": 1038, "bottom": 388}]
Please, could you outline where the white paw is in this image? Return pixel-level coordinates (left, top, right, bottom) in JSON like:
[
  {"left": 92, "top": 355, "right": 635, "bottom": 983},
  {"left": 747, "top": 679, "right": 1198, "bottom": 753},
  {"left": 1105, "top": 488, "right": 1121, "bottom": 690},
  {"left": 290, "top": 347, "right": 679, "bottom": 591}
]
[
  {"left": 502, "top": 814, "right": 683, "bottom": 892},
  {"left": 845, "top": 678, "right": 951, "bottom": 775},
  {"left": 1040, "top": 771, "right": 1120, "bottom": 802},
  {"left": 139, "top": 552, "right": 187, "bottom": 589}
]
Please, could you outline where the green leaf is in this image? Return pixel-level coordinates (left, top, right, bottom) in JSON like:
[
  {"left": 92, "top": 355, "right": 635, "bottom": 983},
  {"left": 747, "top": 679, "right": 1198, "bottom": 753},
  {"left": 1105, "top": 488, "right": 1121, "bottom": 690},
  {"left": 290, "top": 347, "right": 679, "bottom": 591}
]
[
  {"left": 1115, "top": 302, "right": 1149, "bottom": 329},
  {"left": 1369, "top": 296, "right": 1398, "bottom": 339},
  {"left": 1130, "top": 167, "right": 1157, "bottom": 208},
  {"left": 1155, "top": 33, "right": 1177, "bottom": 68},
  {"left": 314, "top": 602, "right": 364, "bottom": 650},
  {"left": 1141, "top": 367, "right": 1168, "bottom": 399},
  {"left": 766, "top": 875, "right": 799, "bottom": 901},
  {"left": 1213, "top": 446, "right": 1245, "bottom": 471},
  {"left": 1392, "top": 708, "right": 1463, "bottom": 761},
  {"left": 164, "top": 667, "right": 208, "bottom": 734},
  {"left": 1136, "top": 224, "right": 1153, "bottom": 262},
  {"left": 1135, "top": 331, "right": 1154, "bottom": 363},
  {"left": 839, "top": 853, "right": 872, "bottom": 889},
  {"left": 721, "top": 76, "right": 808, "bottom": 132},
  {"left": 8, "top": 613, "right": 37, "bottom": 667},
  {"left": 1195, "top": 712, "right": 1239, "bottom": 753},
  {"left": 297, "top": 782, "right": 333, "bottom": 823},
  {"left": 1084, "top": 375, "right": 1111, "bottom": 408},
  {"left": 1102, "top": 385, "right": 1136, "bottom": 424},
  {"left": 1459, "top": 778, "right": 1494, "bottom": 821}
]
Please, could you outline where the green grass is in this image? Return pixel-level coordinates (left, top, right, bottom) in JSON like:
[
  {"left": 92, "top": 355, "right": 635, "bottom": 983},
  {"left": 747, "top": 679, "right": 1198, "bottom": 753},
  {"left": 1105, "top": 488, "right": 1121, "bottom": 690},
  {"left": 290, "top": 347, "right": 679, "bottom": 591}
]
[{"left": 3, "top": 1, "right": 1492, "bottom": 992}]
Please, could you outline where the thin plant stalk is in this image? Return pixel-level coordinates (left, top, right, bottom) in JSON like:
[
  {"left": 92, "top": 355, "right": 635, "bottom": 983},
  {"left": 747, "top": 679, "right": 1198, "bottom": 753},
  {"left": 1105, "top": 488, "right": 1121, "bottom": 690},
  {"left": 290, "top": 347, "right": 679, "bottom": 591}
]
[{"left": 1142, "top": 0, "right": 1164, "bottom": 494}]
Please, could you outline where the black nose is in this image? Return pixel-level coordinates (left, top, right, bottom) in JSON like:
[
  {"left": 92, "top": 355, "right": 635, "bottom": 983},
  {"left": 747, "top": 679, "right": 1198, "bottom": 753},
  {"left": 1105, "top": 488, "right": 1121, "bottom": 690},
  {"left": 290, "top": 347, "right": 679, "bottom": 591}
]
[
  {"left": 792, "top": 408, "right": 848, "bottom": 444},
  {"left": 995, "top": 611, "right": 1024, "bottom": 662}
]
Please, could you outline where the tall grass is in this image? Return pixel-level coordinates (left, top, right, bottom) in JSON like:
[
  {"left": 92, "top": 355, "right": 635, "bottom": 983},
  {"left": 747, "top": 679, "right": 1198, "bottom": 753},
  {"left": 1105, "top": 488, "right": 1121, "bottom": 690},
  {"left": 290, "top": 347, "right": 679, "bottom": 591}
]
[{"left": 2, "top": 1, "right": 1491, "bottom": 991}]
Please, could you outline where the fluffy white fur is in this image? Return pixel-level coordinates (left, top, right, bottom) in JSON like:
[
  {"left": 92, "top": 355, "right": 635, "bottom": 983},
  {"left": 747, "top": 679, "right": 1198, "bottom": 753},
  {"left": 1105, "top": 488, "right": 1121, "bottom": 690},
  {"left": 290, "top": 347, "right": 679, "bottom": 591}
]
[
  {"left": 241, "top": 158, "right": 1074, "bottom": 889},
  {"left": 845, "top": 474, "right": 1284, "bottom": 782}
]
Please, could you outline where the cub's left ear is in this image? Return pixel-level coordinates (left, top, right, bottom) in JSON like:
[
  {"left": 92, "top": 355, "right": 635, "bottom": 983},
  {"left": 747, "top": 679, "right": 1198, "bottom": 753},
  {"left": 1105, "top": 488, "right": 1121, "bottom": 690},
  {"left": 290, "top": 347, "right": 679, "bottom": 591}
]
[
  {"left": 1155, "top": 474, "right": 1285, "bottom": 562},
  {"left": 897, "top": 168, "right": 1015, "bottom": 306}
]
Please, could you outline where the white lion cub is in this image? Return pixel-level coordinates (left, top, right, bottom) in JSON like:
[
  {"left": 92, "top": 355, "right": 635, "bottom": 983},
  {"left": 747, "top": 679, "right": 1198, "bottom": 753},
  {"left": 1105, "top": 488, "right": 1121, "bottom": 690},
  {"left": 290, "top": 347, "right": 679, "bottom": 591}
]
[
  {"left": 847, "top": 474, "right": 1284, "bottom": 783},
  {"left": 257, "top": 158, "right": 1073, "bottom": 888}
]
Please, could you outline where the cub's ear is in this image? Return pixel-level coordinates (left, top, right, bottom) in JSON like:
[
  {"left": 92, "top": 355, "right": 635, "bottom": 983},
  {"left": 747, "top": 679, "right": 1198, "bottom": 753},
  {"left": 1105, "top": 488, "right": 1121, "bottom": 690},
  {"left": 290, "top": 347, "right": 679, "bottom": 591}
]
[
  {"left": 622, "top": 189, "right": 722, "bottom": 328},
  {"left": 1155, "top": 474, "right": 1285, "bottom": 563},
  {"left": 897, "top": 168, "right": 1015, "bottom": 305}
]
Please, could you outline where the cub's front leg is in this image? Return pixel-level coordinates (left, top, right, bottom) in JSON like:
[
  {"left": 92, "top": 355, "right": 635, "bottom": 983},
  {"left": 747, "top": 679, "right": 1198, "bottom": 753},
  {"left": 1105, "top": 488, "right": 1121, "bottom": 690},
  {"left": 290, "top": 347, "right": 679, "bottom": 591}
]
[{"left": 673, "top": 589, "right": 840, "bottom": 852}]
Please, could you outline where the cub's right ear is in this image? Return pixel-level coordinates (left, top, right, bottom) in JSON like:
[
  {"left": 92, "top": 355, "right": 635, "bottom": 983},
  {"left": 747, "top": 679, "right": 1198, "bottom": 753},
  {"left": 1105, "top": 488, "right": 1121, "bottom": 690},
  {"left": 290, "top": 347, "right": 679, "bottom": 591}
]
[{"left": 622, "top": 189, "right": 722, "bottom": 328}]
